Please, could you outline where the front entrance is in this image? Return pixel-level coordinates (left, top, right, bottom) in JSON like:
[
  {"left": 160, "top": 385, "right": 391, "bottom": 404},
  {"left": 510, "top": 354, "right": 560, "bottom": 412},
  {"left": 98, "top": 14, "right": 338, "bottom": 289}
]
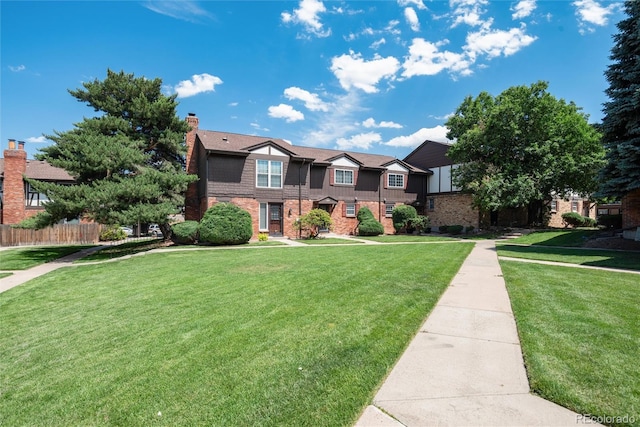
[{"left": 269, "top": 203, "right": 283, "bottom": 235}]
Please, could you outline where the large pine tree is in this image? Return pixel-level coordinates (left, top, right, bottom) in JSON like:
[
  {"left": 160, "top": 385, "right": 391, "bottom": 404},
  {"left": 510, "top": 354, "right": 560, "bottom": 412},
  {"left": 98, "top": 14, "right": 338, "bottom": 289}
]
[
  {"left": 30, "top": 69, "right": 197, "bottom": 236},
  {"left": 599, "top": 0, "right": 640, "bottom": 198}
]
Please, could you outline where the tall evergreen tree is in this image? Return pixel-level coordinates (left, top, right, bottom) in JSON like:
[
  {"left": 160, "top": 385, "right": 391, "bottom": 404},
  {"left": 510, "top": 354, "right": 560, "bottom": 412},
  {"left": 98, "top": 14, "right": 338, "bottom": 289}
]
[
  {"left": 599, "top": 0, "right": 640, "bottom": 198},
  {"left": 30, "top": 69, "right": 197, "bottom": 237},
  {"left": 446, "top": 81, "right": 605, "bottom": 225}
]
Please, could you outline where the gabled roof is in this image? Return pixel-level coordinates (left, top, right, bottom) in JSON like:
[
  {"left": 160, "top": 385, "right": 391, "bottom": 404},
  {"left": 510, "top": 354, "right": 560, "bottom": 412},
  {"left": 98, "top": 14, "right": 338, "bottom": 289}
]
[
  {"left": 196, "top": 129, "right": 429, "bottom": 174},
  {"left": 404, "top": 139, "right": 455, "bottom": 169},
  {"left": 0, "top": 158, "right": 74, "bottom": 181}
]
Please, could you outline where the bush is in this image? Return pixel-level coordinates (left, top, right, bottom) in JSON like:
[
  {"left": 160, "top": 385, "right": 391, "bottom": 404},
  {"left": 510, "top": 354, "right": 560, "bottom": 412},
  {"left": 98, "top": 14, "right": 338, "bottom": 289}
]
[
  {"left": 391, "top": 205, "right": 418, "bottom": 233},
  {"left": 258, "top": 233, "right": 269, "bottom": 241},
  {"left": 12, "top": 212, "right": 54, "bottom": 230},
  {"left": 438, "top": 225, "right": 449, "bottom": 234},
  {"left": 296, "top": 208, "right": 332, "bottom": 238},
  {"left": 448, "top": 225, "right": 464, "bottom": 235},
  {"left": 465, "top": 225, "right": 475, "bottom": 234},
  {"left": 199, "top": 203, "right": 253, "bottom": 245},
  {"left": 100, "top": 225, "right": 127, "bottom": 241},
  {"left": 171, "top": 221, "right": 199, "bottom": 245},
  {"left": 562, "top": 212, "right": 596, "bottom": 228},
  {"left": 410, "top": 216, "right": 430, "bottom": 233},
  {"left": 356, "top": 206, "right": 375, "bottom": 222},
  {"left": 598, "top": 214, "right": 622, "bottom": 229},
  {"left": 358, "top": 218, "right": 384, "bottom": 236}
]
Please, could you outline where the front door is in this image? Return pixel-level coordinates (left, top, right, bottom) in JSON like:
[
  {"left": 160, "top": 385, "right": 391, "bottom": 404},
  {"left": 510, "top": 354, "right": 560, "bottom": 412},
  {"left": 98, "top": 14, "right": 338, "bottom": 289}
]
[{"left": 269, "top": 204, "right": 283, "bottom": 235}]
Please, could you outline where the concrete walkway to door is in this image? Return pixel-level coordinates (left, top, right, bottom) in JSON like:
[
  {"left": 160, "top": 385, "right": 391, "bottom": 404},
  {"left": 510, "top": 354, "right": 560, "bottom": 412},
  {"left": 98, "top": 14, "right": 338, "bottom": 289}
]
[{"left": 355, "top": 240, "right": 592, "bottom": 427}]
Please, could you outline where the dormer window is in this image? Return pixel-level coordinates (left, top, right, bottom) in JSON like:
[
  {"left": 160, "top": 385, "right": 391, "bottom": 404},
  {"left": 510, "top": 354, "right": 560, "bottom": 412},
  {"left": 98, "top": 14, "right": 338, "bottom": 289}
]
[
  {"left": 334, "top": 169, "right": 354, "bottom": 185},
  {"left": 387, "top": 173, "right": 405, "bottom": 188}
]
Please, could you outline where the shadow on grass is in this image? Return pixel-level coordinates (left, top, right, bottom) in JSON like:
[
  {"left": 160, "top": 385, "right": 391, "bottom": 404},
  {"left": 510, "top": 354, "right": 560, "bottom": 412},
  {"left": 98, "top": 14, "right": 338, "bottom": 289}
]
[
  {"left": 1, "top": 246, "right": 95, "bottom": 270},
  {"left": 497, "top": 244, "right": 640, "bottom": 271},
  {"left": 505, "top": 229, "right": 600, "bottom": 247}
]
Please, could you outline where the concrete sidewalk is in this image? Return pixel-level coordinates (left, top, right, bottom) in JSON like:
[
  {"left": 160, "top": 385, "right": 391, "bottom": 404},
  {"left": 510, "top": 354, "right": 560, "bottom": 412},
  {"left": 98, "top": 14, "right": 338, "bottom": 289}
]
[{"left": 355, "top": 240, "right": 586, "bottom": 427}]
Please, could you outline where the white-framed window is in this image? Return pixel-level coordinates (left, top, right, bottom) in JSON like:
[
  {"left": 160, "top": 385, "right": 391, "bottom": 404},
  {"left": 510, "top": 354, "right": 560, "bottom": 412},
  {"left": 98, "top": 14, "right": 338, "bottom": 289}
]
[
  {"left": 550, "top": 200, "right": 557, "bottom": 212},
  {"left": 335, "top": 169, "right": 354, "bottom": 185},
  {"left": 345, "top": 203, "right": 356, "bottom": 217},
  {"left": 597, "top": 208, "right": 608, "bottom": 215},
  {"left": 25, "top": 182, "right": 49, "bottom": 207},
  {"left": 385, "top": 203, "right": 394, "bottom": 217},
  {"left": 387, "top": 173, "right": 405, "bottom": 188},
  {"left": 259, "top": 203, "right": 268, "bottom": 231},
  {"left": 428, "top": 198, "right": 435, "bottom": 211},
  {"left": 256, "top": 160, "right": 282, "bottom": 188},
  {"left": 571, "top": 201, "right": 579, "bottom": 212}
]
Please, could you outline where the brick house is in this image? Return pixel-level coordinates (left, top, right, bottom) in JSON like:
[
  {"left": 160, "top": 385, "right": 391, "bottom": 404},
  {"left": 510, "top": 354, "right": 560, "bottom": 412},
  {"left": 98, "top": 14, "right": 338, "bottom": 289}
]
[
  {"left": 184, "top": 114, "right": 429, "bottom": 238},
  {"left": 0, "top": 139, "right": 74, "bottom": 224},
  {"left": 403, "top": 139, "right": 595, "bottom": 229}
]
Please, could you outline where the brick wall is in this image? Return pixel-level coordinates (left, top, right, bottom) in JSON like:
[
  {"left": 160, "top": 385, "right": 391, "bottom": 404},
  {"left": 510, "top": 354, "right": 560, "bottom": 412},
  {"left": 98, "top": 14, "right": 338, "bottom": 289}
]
[
  {"left": 548, "top": 199, "right": 596, "bottom": 228},
  {"left": 184, "top": 114, "right": 200, "bottom": 221},
  {"left": 622, "top": 188, "right": 640, "bottom": 229},
  {"left": 425, "top": 193, "right": 478, "bottom": 229},
  {"left": 2, "top": 141, "right": 27, "bottom": 224}
]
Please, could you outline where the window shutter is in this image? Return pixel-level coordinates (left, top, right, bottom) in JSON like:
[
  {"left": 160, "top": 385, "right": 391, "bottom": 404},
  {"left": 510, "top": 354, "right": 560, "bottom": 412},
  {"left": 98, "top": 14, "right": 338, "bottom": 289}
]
[
  {"left": 383, "top": 173, "right": 388, "bottom": 189},
  {"left": 342, "top": 203, "right": 347, "bottom": 217},
  {"left": 353, "top": 169, "right": 359, "bottom": 186},
  {"left": 330, "top": 168, "right": 335, "bottom": 186},
  {"left": 355, "top": 203, "right": 360, "bottom": 215},
  {"left": 403, "top": 174, "right": 408, "bottom": 190}
]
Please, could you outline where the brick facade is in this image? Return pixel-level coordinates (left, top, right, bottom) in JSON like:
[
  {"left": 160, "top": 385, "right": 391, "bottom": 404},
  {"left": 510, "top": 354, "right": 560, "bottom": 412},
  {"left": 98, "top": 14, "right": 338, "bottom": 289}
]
[
  {"left": 622, "top": 188, "right": 640, "bottom": 229},
  {"left": 425, "top": 193, "right": 479, "bottom": 229},
  {"left": 547, "top": 198, "right": 596, "bottom": 228},
  {"left": 184, "top": 113, "right": 200, "bottom": 221},
  {"left": 2, "top": 140, "right": 27, "bottom": 224}
]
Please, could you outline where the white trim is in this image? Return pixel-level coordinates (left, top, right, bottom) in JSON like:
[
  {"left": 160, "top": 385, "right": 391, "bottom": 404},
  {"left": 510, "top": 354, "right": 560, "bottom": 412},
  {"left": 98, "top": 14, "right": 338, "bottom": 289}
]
[
  {"left": 250, "top": 146, "right": 288, "bottom": 157},
  {"left": 331, "top": 157, "right": 359, "bottom": 168},
  {"left": 386, "top": 162, "right": 408, "bottom": 172},
  {"left": 387, "top": 173, "right": 405, "bottom": 188},
  {"left": 334, "top": 168, "right": 354, "bottom": 185},
  {"left": 256, "top": 159, "right": 283, "bottom": 188}
]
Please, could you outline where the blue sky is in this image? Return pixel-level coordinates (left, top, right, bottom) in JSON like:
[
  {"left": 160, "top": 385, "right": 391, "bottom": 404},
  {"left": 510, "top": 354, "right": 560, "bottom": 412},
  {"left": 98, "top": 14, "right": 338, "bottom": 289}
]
[{"left": 1, "top": 0, "right": 625, "bottom": 160}]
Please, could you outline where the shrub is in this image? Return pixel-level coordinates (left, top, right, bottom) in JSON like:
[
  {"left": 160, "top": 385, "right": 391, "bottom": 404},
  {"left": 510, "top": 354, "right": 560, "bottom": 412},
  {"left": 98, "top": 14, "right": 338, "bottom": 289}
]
[
  {"left": 465, "top": 225, "right": 475, "bottom": 234},
  {"left": 358, "top": 218, "right": 384, "bottom": 236},
  {"left": 598, "top": 214, "right": 622, "bottom": 229},
  {"left": 296, "top": 209, "right": 332, "bottom": 238},
  {"left": 410, "top": 216, "right": 430, "bottom": 233},
  {"left": 391, "top": 205, "right": 418, "bottom": 233},
  {"left": 258, "top": 233, "right": 269, "bottom": 242},
  {"left": 12, "top": 212, "right": 54, "bottom": 230},
  {"left": 100, "top": 225, "right": 127, "bottom": 241},
  {"left": 171, "top": 221, "right": 199, "bottom": 245},
  {"left": 448, "top": 225, "right": 464, "bottom": 235},
  {"left": 438, "top": 225, "right": 449, "bottom": 234},
  {"left": 356, "top": 206, "right": 375, "bottom": 222},
  {"left": 562, "top": 212, "right": 596, "bottom": 228},
  {"left": 199, "top": 203, "right": 253, "bottom": 245}
]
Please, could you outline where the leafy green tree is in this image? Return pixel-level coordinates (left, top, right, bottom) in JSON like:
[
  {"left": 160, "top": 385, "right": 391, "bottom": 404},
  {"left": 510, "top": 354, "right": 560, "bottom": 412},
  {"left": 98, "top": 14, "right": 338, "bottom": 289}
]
[
  {"left": 599, "top": 1, "right": 640, "bottom": 198},
  {"left": 446, "top": 81, "right": 605, "bottom": 225},
  {"left": 296, "top": 209, "right": 332, "bottom": 238},
  {"left": 29, "top": 69, "right": 197, "bottom": 238}
]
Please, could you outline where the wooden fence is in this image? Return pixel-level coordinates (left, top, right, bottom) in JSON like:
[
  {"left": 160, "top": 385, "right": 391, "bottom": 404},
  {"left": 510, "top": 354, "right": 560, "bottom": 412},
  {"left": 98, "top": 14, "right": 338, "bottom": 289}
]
[{"left": 0, "top": 224, "right": 102, "bottom": 247}]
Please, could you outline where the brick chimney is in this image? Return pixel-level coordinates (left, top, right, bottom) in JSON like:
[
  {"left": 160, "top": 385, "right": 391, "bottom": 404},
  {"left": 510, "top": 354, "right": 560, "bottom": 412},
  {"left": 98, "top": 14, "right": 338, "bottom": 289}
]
[
  {"left": 3, "top": 139, "right": 27, "bottom": 224},
  {"left": 184, "top": 113, "right": 200, "bottom": 220}
]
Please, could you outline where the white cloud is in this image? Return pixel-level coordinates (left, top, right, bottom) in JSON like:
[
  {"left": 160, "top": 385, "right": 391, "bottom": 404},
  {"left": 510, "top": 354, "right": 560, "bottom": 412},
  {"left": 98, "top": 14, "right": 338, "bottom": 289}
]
[
  {"left": 362, "top": 118, "right": 403, "bottom": 129},
  {"left": 465, "top": 24, "right": 537, "bottom": 60},
  {"left": 9, "top": 64, "right": 26, "bottom": 72},
  {"left": 229, "top": 102, "right": 238, "bottom": 107},
  {"left": 174, "top": 73, "right": 222, "bottom": 98},
  {"left": 511, "top": 0, "right": 536, "bottom": 19},
  {"left": 384, "top": 126, "right": 451, "bottom": 148},
  {"left": 331, "top": 51, "right": 400, "bottom": 93},
  {"left": 302, "top": 92, "right": 363, "bottom": 147},
  {"left": 336, "top": 132, "right": 382, "bottom": 150},
  {"left": 142, "top": 1, "right": 212, "bottom": 23},
  {"left": 386, "top": 20, "right": 402, "bottom": 36},
  {"left": 281, "top": 0, "right": 331, "bottom": 38},
  {"left": 284, "top": 87, "right": 329, "bottom": 112},
  {"left": 398, "top": 0, "right": 428, "bottom": 10},
  {"left": 450, "top": 0, "right": 490, "bottom": 28},
  {"left": 573, "top": 0, "right": 619, "bottom": 33},
  {"left": 402, "top": 38, "right": 473, "bottom": 78},
  {"left": 26, "top": 136, "right": 48, "bottom": 143},
  {"left": 268, "top": 104, "right": 305, "bottom": 122},
  {"left": 370, "top": 38, "right": 386, "bottom": 50},
  {"left": 404, "top": 7, "right": 421, "bottom": 32}
]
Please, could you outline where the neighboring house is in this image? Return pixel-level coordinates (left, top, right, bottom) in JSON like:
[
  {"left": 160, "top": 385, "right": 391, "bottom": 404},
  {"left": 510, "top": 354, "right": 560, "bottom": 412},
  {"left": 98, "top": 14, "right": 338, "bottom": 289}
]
[
  {"left": 403, "top": 139, "right": 596, "bottom": 229},
  {"left": 184, "top": 114, "right": 430, "bottom": 238},
  {"left": 0, "top": 139, "right": 74, "bottom": 224}
]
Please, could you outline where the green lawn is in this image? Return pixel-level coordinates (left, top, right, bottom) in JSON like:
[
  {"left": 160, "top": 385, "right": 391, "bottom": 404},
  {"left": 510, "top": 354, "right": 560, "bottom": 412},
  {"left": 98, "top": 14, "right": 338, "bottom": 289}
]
[
  {"left": 295, "top": 237, "right": 359, "bottom": 245},
  {"left": 0, "top": 245, "right": 95, "bottom": 270},
  {"left": 497, "top": 244, "right": 640, "bottom": 271},
  {"left": 0, "top": 243, "right": 473, "bottom": 427},
  {"left": 356, "top": 234, "right": 458, "bottom": 243},
  {"left": 503, "top": 229, "right": 600, "bottom": 247},
  {"left": 501, "top": 261, "right": 639, "bottom": 426},
  {"left": 0, "top": 273, "right": 12, "bottom": 279}
]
